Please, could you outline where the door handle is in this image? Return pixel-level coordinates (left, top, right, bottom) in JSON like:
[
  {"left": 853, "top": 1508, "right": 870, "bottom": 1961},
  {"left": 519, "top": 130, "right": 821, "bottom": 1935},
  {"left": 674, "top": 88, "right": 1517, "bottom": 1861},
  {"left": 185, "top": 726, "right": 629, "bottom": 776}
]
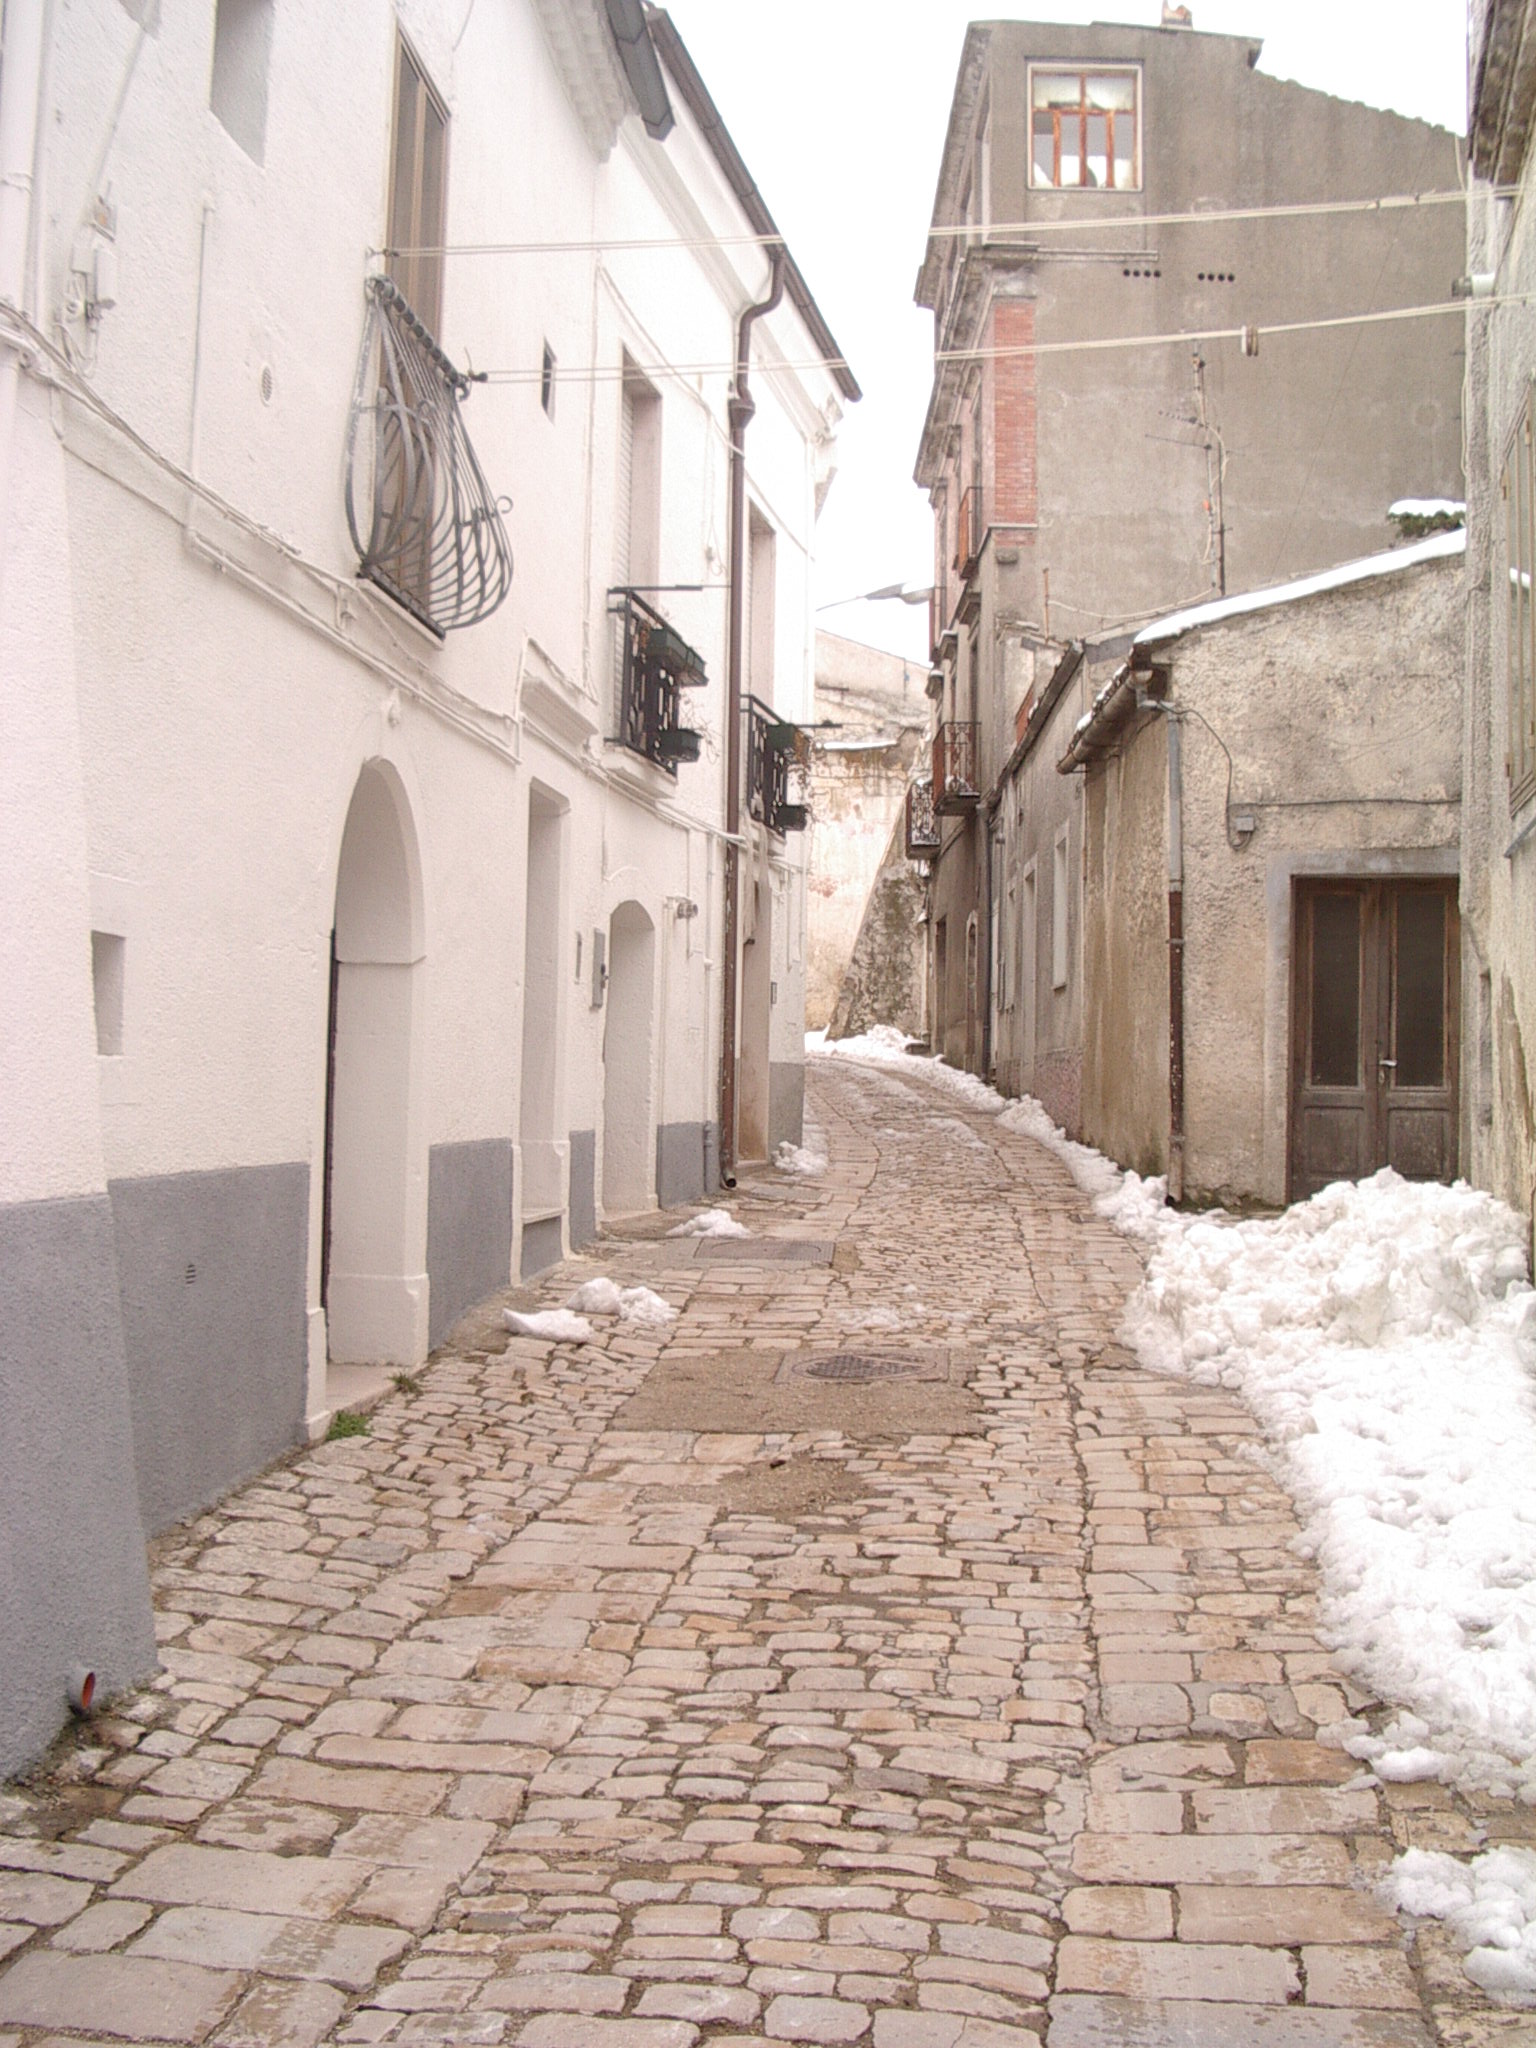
[{"left": 1378, "top": 1058, "right": 1398, "bottom": 1070}]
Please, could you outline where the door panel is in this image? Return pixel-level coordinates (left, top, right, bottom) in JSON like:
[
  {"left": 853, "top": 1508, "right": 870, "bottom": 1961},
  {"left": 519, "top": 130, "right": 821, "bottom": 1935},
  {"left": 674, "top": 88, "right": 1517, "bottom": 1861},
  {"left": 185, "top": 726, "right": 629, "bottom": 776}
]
[{"left": 1291, "top": 880, "right": 1458, "bottom": 1200}]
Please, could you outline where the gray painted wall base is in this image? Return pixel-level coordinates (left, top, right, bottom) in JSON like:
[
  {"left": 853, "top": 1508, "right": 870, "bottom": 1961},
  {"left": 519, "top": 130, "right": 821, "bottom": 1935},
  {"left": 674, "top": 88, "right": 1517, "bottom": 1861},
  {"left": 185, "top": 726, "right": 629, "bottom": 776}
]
[
  {"left": 520, "top": 1214, "right": 564, "bottom": 1278},
  {"left": 111, "top": 1163, "right": 308, "bottom": 1535},
  {"left": 0, "top": 1193, "right": 156, "bottom": 1780},
  {"left": 427, "top": 1139, "right": 512, "bottom": 1348},
  {"left": 768, "top": 1062, "right": 806, "bottom": 1156},
  {"left": 704, "top": 1120, "right": 721, "bottom": 1194},
  {"left": 656, "top": 1122, "right": 708, "bottom": 1209},
  {"left": 568, "top": 1130, "right": 596, "bottom": 1249}
]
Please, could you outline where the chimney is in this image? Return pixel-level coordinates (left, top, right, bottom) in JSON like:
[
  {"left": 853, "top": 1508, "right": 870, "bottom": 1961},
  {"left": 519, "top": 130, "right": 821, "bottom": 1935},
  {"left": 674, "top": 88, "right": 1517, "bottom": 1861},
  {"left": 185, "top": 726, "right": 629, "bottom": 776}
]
[{"left": 1162, "top": 2, "right": 1193, "bottom": 23}]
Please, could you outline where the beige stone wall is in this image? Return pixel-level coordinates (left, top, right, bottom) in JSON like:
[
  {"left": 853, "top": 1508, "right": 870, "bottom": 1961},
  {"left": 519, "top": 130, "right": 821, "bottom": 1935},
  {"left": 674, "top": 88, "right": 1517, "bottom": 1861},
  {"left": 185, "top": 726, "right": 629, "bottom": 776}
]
[{"left": 807, "top": 633, "right": 927, "bottom": 1031}]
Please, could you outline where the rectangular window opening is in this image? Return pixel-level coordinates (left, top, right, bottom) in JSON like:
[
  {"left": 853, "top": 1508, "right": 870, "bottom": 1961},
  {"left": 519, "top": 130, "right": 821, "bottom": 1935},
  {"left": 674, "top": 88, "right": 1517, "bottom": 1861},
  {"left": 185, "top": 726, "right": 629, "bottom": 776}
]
[
  {"left": 1505, "top": 383, "right": 1536, "bottom": 807},
  {"left": 210, "top": 0, "right": 274, "bottom": 164},
  {"left": 92, "top": 932, "right": 125, "bottom": 1057},
  {"left": 1051, "top": 832, "right": 1069, "bottom": 990},
  {"left": 387, "top": 36, "right": 449, "bottom": 337},
  {"left": 1030, "top": 65, "right": 1140, "bottom": 191}
]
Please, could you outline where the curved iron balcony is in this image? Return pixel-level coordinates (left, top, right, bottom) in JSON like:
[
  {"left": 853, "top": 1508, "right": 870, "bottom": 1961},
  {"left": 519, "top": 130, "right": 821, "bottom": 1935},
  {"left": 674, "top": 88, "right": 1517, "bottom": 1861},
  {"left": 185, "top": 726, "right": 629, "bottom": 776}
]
[{"left": 345, "top": 276, "right": 513, "bottom": 635}]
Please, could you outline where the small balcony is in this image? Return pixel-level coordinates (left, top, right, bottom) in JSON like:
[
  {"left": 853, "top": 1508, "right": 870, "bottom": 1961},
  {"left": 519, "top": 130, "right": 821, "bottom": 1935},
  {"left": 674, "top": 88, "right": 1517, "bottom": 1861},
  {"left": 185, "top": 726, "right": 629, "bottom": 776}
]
[
  {"left": 345, "top": 275, "right": 512, "bottom": 635},
  {"left": 933, "top": 721, "right": 979, "bottom": 814},
  {"left": 905, "top": 778, "right": 940, "bottom": 860},
  {"left": 955, "top": 482, "right": 985, "bottom": 579},
  {"left": 609, "top": 589, "right": 707, "bottom": 774},
  {"left": 929, "top": 579, "right": 954, "bottom": 664},
  {"left": 747, "top": 696, "right": 809, "bottom": 835}
]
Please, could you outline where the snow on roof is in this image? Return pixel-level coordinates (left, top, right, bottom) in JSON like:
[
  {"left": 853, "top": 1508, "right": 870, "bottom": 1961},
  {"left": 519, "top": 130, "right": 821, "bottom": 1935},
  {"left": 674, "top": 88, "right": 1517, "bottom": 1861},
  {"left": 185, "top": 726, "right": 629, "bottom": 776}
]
[
  {"left": 1390, "top": 498, "right": 1466, "bottom": 520},
  {"left": 1132, "top": 529, "right": 1466, "bottom": 651}
]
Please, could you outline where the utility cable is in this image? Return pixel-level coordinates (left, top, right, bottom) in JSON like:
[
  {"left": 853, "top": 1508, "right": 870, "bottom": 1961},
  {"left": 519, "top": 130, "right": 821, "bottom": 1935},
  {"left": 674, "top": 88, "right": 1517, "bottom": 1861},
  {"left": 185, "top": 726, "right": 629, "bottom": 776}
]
[{"left": 376, "top": 187, "right": 1489, "bottom": 262}]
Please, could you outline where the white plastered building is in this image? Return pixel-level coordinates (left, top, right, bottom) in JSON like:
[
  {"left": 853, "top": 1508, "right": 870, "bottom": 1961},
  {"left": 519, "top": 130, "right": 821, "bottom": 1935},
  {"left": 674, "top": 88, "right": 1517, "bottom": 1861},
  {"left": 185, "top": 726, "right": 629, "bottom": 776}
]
[{"left": 0, "top": 0, "right": 853, "bottom": 1771}]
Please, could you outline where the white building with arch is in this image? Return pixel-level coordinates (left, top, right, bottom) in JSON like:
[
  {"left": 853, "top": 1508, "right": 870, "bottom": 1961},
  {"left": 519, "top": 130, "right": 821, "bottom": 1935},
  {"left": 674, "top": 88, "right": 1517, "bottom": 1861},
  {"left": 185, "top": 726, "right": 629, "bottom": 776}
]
[{"left": 0, "top": 0, "right": 852, "bottom": 1771}]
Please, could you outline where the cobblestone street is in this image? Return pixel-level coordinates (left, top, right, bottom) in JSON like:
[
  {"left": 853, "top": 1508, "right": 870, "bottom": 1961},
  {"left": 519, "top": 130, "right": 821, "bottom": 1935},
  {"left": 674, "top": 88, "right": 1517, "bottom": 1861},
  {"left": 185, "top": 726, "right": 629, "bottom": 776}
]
[{"left": 0, "top": 1054, "right": 1523, "bottom": 2046}]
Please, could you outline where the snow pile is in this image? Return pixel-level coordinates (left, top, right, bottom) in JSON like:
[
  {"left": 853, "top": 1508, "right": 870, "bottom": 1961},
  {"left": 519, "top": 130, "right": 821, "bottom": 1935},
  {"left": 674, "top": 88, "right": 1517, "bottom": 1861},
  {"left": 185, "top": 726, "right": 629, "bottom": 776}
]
[
  {"left": 666, "top": 1207, "right": 750, "bottom": 1239},
  {"left": 566, "top": 1278, "right": 677, "bottom": 1327},
  {"left": 502, "top": 1308, "right": 595, "bottom": 1343},
  {"left": 1128, "top": 1168, "right": 1536, "bottom": 1798},
  {"left": 1381, "top": 1846, "right": 1536, "bottom": 2002},
  {"left": 774, "top": 1141, "right": 828, "bottom": 1176}
]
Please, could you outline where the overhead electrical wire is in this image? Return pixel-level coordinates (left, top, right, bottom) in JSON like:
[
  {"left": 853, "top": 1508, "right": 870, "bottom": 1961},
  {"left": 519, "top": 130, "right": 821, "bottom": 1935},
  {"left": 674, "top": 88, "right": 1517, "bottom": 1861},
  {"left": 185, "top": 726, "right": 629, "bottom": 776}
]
[
  {"left": 471, "top": 287, "right": 1531, "bottom": 388},
  {"left": 375, "top": 185, "right": 1491, "bottom": 263}
]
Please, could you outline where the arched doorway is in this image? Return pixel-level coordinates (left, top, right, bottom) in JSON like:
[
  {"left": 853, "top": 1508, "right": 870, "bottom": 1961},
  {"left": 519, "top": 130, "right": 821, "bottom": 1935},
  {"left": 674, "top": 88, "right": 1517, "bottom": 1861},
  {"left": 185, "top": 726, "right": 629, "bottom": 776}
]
[
  {"left": 739, "top": 872, "right": 773, "bottom": 1160},
  {"left": 602, "top": 901, "right": 655, "bottom": 1215},
  {"left": 322, "top": 761, "right": 428, "bottom": 1367}
]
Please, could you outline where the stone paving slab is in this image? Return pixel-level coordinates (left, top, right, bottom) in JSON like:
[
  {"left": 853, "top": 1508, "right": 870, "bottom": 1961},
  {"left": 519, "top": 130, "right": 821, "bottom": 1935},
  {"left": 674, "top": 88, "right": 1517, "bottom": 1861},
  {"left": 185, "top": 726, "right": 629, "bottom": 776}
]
[{"left": 0, "top": 1056, "right": 1525, "bottom": 2045}]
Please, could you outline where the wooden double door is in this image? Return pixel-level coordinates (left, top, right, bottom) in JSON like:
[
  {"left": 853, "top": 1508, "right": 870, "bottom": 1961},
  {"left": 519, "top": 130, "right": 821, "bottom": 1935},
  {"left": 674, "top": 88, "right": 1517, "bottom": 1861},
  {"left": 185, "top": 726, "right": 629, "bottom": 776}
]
[{"left": 1290, "top": 878, "right": 1459, "bottom": 1201}]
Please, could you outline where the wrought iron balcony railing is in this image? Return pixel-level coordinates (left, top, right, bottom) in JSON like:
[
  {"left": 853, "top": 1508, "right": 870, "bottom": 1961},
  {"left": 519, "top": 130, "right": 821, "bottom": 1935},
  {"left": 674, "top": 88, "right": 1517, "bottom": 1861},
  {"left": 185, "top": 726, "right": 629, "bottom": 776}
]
[
  {"left": 609, "top": 588, "right": 706, "bottom": 774},
  {"left": 956, "top": 482, "right": 985, "bottom": 579},
  {"left": 746, "top": 696, "right": 809, "bottom": 835},
  {"left": 905, "top": 778, "right": 940, "bottom": 860},
  {"left": 345, "top": 275, "right": 512, "bottom": 635},
  {"left": 933, "top": 721, "right": 979, "bottom": 814}
]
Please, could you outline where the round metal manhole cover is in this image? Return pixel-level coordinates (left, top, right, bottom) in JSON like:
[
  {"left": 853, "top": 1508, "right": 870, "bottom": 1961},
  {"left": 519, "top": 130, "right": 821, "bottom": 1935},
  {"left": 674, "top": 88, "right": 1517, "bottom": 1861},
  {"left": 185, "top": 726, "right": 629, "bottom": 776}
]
[{"left": 804, "top": 1352, "right": 928, "bottom": 1383}]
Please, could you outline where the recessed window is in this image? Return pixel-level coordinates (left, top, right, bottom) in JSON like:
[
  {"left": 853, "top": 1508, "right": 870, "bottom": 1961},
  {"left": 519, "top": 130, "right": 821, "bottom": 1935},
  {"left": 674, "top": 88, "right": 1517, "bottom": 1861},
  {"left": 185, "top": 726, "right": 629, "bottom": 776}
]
[
  {"left": 209, "top": 0, "right": 274, "bottom": 164},
  {"left": 541, "top": 342, "right": 557, "bottom": 419},
  {"left": 387, "top": 36, "right": 449, "bottom": 337},
  {"left": 1504, "top": 383, "right": 1536, "bottom": 807},
  {"left": 91, "top": 933, "right": 125, "bottom": 1056},
  {"left": 1052, "top": 831, "right": 1070, "bottom": 990},
  {"left": 1031, "top": 66, "right": 1139, "bottom": 191}
]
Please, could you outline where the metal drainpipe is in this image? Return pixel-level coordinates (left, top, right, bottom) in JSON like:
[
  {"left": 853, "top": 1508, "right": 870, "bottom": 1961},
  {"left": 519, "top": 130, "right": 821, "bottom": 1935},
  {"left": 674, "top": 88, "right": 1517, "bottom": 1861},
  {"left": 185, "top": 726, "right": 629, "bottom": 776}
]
[
  {"left": 718, "top": 243, "right": 786, "bottom": 1187},
  {"left": 1166, "top": 707, "right": 1186, "bottom": 1204}
]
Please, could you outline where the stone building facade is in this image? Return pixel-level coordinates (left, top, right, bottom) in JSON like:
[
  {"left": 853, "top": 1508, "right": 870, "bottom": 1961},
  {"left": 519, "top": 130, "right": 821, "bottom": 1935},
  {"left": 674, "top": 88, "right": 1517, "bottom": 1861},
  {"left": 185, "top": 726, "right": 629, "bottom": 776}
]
[
  {"left": 1061, "top": 540, "right": 1464, "bottom": 1209},
  {"left": 1463, "top": 0, "right": 1536, "bottom": 1234},
  {"left": 0, "top": 0, "right": 851, "bottom": 1772},
  {"left": 807, "top": 632, "right": 927, "bottom": 1032},
  {"left": 913, "top": 16, "right": 1465, "bottom": 1101}
]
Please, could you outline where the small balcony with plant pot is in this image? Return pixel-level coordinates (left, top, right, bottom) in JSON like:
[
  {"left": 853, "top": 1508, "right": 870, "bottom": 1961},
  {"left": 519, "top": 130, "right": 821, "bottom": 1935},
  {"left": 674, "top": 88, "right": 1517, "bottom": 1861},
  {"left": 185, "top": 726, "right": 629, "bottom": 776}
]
[{"left": 608, "top": 588, "right": 707, "bottom": 775}]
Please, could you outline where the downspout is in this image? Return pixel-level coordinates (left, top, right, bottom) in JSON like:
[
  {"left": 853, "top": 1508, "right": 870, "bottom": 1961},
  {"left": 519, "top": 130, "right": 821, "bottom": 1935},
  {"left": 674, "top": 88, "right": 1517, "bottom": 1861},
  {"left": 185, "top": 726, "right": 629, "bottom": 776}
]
[
  {"left": 1166, "top": 708, "right": 1186, "bottom": 1204},
  {"left": 718, "top": 241, "right": 786, "bottom": 1186}
]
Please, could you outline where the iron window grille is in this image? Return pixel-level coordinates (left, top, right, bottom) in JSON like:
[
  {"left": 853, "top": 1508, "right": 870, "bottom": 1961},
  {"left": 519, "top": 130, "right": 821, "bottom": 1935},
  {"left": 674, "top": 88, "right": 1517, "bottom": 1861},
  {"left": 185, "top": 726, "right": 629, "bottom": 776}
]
[
  {"left": 609, "top": 588, "right": 707, "bottom": 773},
  {"left": 344, "top": 274, "right": 513, "bottom": 636},
  {"left": 746, "top": 696, "right": 809, "bottom": 834}
]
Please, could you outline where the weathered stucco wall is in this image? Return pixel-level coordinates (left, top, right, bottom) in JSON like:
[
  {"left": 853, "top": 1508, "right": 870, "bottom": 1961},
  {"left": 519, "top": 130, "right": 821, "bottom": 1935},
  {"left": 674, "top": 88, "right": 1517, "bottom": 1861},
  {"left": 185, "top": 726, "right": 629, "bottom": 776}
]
[
  {"left": 1463, "top": 137, "right": 1536, "bottom": 1230},
  {"left": 1179, "top": 561, "right": 1462, "bottom": 1206},
  {"left": 828, "top": 807, "right": 927, "bottom": 1041},
  {"left": 1081, "top": 712, "right": 1169, "bottom": 1178},
  {"left": 808, "top": 634, "right": 926, "bottom": 1030}
]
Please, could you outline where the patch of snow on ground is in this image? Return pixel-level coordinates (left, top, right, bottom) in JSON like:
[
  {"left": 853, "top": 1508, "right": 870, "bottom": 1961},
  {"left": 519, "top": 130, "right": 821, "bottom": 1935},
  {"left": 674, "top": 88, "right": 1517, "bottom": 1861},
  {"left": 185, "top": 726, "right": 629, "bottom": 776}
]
[
  {"left": 1126, "top": 1169, "right": 1536, "bottom": 1799},
  {"left": 808, "top": 1025, "right": 1536, "bottom": 1800},
  {"left": 1382, "top": 1847, "right": 1536, "bottom": 2002},
  {"left": 503, "top": 1308, "right": 595, "bottom": 1343},
  {"left": 566, "top": 1278, "right": 677, "bottom": 1326},
  {"left": 666, "top": 1207, "right": 751, "bottom": 1239},
  {"left": 775, "top": 1141, "right": 828, "bottom": 1176}
]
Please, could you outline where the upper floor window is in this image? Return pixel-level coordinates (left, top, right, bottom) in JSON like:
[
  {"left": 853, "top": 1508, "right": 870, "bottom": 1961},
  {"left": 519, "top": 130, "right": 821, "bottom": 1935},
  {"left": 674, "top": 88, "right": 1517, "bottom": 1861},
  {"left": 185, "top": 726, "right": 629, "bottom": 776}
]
[
  {"left": 1030, "top": 67, "right": 1139, "bottom": 191},
  {"left": 210, "top": 0, "right": 274, "bottom": 163},
  {"left": 1505, "top": 384, "right": 1536, "bottom": 808},
  {"left": 387, "top": 37, "right": 448, "bottom": 336}
]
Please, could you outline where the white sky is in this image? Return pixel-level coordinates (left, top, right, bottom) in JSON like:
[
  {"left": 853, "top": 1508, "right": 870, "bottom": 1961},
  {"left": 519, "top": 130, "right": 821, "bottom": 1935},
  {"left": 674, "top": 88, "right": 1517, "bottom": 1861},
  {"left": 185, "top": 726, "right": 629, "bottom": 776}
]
[{"left": 659, "top": 0, "right": 1469, "bottom": 662}]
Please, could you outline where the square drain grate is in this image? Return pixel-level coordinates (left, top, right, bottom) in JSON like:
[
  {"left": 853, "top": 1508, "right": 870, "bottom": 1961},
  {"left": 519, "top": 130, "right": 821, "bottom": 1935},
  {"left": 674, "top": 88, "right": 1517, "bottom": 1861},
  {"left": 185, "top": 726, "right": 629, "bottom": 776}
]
[
  {"left": 776, "top": 1347, "right": 951, "bottom": 1385},
  {"left": 693, "top": 1238, "right": 835, "bottom": 1264}
]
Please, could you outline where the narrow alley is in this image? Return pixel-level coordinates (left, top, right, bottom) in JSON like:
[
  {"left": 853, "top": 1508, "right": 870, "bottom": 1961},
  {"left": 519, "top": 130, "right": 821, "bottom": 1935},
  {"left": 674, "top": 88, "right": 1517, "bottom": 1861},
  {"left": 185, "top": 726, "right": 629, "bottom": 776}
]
[{"left": 0, "top": 1054, "right": 1511, "bottom": 2047}]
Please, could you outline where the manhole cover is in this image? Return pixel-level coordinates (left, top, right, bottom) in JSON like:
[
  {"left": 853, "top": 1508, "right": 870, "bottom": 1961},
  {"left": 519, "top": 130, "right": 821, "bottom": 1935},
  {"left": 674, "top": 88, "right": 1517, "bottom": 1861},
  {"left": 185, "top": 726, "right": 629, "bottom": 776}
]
[
  {"left": 805, "top": 1352, "right": 927, "bottom": 1382},
  {"left": 776, "top": 1346, "right": 952, "bottom": 1386},
  {"left": 693, "top": 1239, "right": 835, "bottom": 1263}
]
